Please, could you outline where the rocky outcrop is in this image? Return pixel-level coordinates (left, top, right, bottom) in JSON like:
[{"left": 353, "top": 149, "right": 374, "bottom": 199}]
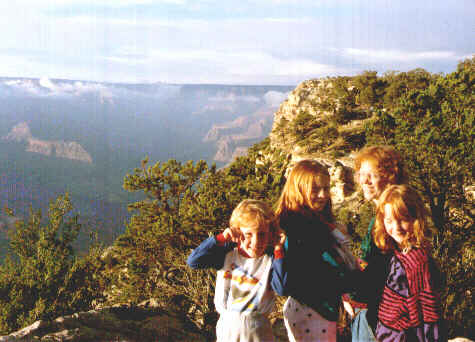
[
  {"left": 203, "top": 116, "right": 249, "bottom": 142},
  {"left": 3, "top": 122, "right": 32, "bottom": 142},
  {"left": 54, "top": 141, "right": 92, "bottom": 163},
  {"left": 3, "top": 122, "right": 93, "bottom": 164},
  {"left": 204, "top": 109, "right": 275, "bottom": 163},
  {"left": 213, "top": 136, "right": 237, "bottom": 162},
  {"left": 0, "top": 299, "right": 207, "bottom": 342},
  {"left": 262, "top": 78, "right": 370, "bottom": 209}
]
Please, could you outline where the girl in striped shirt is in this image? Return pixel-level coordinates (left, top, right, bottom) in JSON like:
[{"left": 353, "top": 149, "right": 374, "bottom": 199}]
[{"left": 371, "top": 185, "right": 446, "bottom": 342}]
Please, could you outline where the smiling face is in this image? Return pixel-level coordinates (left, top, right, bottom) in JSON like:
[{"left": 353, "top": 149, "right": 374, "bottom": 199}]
[
  {"left": 358, "top": 160, "right": 387, "bottom": 204},
  {"left": 239, "top": 224, "right": 270, "bottom": 258},
  {"left": 308, "top": 176, "right": 331, "bottom": 212},
  {"left": 383, "top": 203, "right": 412, "bottom": 246}
]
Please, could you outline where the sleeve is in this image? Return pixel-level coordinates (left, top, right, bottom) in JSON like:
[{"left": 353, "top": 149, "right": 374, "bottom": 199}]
[
  {"left": 332, "top": 227, "right": 359, "bottom": 271},
  {"left": 186, "top": 235, "right": 235, "bottom": 270},
  {"left": 270, "top": 247, "right": 287, "bottom": 296},
  {"left": 332, "top": 225, "right": 351, "bottom": 249},
  {"left": 409, "top": 258, "right": 447, "bottom": 342}
]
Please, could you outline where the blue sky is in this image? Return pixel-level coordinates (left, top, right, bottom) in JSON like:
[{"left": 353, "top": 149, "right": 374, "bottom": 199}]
[{"left": 0, "top": 0, "right": 473, "bottom": 85}]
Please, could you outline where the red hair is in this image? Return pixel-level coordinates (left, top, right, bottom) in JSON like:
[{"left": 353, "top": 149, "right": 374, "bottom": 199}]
[
  {"left": 373, "top": 185, "right": 432, "bottom": 253},
  {"left": 354, "top": 145, "right": 407, "bottom": 186}
]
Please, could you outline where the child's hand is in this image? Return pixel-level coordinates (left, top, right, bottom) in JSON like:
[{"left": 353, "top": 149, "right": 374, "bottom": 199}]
[
  {"left": 222, "top": 227, "right": 241, "bottom": 244},
  {"left": 273, "top": 229, "right": 286, "bottom": 252},
  {"left": 343, "top": 299, "right": 355, "bottom": 318}
]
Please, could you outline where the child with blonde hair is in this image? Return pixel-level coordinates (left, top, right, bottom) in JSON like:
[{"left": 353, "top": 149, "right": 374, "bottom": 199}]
[
  {"left": 369, "top": 185, "right": 446, "bottom": 341},
  {"left": 275, "top": 160, "right": 358, "bottom": 342},
  {"left": 187, "top": 199, "right": 286, "bottom": 342}
]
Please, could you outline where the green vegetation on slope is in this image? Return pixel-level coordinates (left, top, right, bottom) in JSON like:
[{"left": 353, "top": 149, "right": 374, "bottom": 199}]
[{"left": 0, "top": 57, "right": 472, "bottom": 339}]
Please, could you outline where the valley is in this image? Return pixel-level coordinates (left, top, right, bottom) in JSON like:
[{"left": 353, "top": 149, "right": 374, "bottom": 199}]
[{"left": 0, "top": 78, "right": 292, "bottom": 254}]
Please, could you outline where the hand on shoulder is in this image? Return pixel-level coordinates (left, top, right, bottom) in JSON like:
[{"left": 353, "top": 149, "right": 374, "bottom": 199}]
[{"left": 273, "top": 228, "right": 286, "bottom": 253}]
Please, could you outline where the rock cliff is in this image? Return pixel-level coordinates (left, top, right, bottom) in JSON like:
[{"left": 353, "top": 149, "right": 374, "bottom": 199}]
[
  {"left": 3, "top": 122, "right": 93, "bottom": 164},
  {"left": 204, "top": 108, "right": 276, "bottom": 163},
  {"left": 263, "top": 78, "right": 368, "bottom": 209}
]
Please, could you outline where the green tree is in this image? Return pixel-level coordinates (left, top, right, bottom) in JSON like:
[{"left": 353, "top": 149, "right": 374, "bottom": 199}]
[
  {"left": 0, "top": 195, "right": 104, "bottom": 333},
  {"left": 290, "top": 110, "right": 321, "bottom": 139},
  {"left": 382, "top": 68, "right": 435, "bottom": 109},
  {"left": 366, "top": 57, "right": 474, "bottom": 337},
  {"left": 123, "top": 158, "right": 209, "bottom": 236},
  {"left": 353, "top": 70, "right": 387, "bottom": 108},
  {"left": 330, "top": 76, "right": 360, "bottom": 124}
]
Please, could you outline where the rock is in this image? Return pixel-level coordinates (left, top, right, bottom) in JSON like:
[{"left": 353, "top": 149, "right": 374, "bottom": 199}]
[
  {"left": 0, "top": 305, "right": 207, "bottom": 342},
  {"left": 204, "top": 109, "right": 275, "bottom": 163},
  {"left": 2, "top": 122, "right": 32, "bottom": 142},
  {"left": 2, "top": 122, "right": 93, "bottom": 164}
]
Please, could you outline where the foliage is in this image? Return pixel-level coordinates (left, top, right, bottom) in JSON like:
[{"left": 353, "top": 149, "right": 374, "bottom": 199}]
[
  {"left": 335, "top": 201, "right": 375, "bottom": 254},
  {"left": 353, "top": 70, "right": 387, "bottom": 108},
  {"left": 2, "top": 60, "right": 473, "bottom": 339},
  {"left": 0, "top": 195, "right": 105, "bottom": 334},
  {"left": 100, "top": 142, "right": 288, "bottom": 337},
  {"left": 289, "top": 110, "right": 322, "bottom": 139},
  {"left": 123, "top": 158, "right": 209, "bottom": 236},
  {"left": 365, "top": 57, "right": 475, "bottom": 337},
  {"left": 381, "top": 68, "right": 435, "bottom": 109}
]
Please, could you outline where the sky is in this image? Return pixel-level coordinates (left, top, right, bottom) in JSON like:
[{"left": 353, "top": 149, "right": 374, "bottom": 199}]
[{"left": 0, "top": 0, "right": 473, "bottom": 85}]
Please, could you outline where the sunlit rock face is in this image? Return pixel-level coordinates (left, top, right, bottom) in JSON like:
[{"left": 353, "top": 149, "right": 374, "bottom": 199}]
[{"left": 3, "top": 122, "right": 93, "bottom": 164}]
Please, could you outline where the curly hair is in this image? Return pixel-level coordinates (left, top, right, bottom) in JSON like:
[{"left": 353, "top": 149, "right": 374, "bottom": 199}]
[
  {"left": 229, "top": 199, "right": 279, "bottom": 236},
  {"left": 373, "top": 185, "right": 432, "bottom": 253},
  {"left": 354, "top": 145, "right": 407, "bottom": 186},
  {"left": 275, "top": 159, "right": 334, "bottom": 222}
]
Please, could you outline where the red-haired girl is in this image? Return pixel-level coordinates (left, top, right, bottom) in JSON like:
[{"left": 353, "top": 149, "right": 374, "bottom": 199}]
[
  {"left": 346, "top": 145, "right": 408, "bottom": 341},
  {"left": 371, "top": 185, "right": 446, "bottom": 342}
]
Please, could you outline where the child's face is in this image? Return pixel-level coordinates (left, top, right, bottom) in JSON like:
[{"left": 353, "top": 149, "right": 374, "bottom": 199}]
[
  {"left": 358, "top": 161, "right": 387, "bottom": 204},
  {"left": 308, "top": 176, "right": 330, "bottom": 212},
  {"left": 383, "top": 203, "right": 412, "bottom": 246},
  {"left": 239, "top": 223, "right": 270, "bottom": 258}
]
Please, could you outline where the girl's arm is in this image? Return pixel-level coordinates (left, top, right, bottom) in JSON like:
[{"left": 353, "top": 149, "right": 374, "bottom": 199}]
[
  {"left": 187, "top": 231, "right": 235, "bottom": 270},
  {"left": 270, "top": 231, "right": 287, "bottom": 295},
  {"left": 332, "top": 224, "right": 359, "bottom": 271},
  {"left": 333, "top": 223, "right": 350, "bottom": 248}
]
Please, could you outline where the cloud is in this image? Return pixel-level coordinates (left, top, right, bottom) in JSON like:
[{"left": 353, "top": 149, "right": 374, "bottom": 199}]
[
  {"left": 4, "top": 77, "right": 115, "bottom": 102},
  {"left": 0, "top": 1, "right": 472, "bottom": 85},
  {"left": 264, "top": 91, "right": 289, "bottom": 107},
  {"left": 341, "top": 48, "right": 469, "bottom": 63},
  {"left": 3, "top": 79, "right": 43, "bottom": 96},
  {"left": 208, "top": 93, "right": 261, "bottom": 103},
  {"left": 1, "top": 0, "right": 185, "bottom": 7},
  {"left": 2, "top": 77, "right": 181, "bottom": 103},
  {"left": 39, "top": 77, "right": 57, "bottom": 92}
]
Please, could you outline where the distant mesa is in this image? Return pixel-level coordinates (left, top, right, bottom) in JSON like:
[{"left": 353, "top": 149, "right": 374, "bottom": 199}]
[
  {"left": 2, "top": 122, "right": 93, "bottom": 164},
  {"left": 3, "top": 121, "right": 32, "bottom": 142},
  {"left": 204, "top": 108, "right": 274, "bottom": 163}
]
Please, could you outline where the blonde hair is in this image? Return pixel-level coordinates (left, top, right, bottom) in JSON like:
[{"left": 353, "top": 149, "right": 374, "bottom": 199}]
[
  {"left": 373, "top": 185, "right": 432, "bottom": 253},
  {"left": 354, "top": 145, "right": 407, "bottom": 186},
  {"left": 230, "top": 199, "right": 279, "bottom": 236},
  {"left": 275, "top": 160, "right": 334, "bottom": 222}
]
